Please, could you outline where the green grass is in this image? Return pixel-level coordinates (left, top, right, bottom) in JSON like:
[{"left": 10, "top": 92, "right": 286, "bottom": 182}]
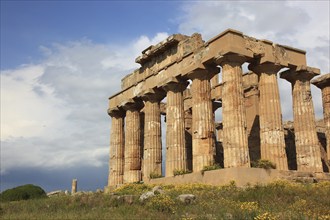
[{"left": 1, "top": 181, "right": 330, "bottom": 219}]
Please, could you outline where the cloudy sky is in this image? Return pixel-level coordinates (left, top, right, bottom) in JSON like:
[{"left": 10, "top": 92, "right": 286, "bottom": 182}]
[{"left": 1, "top": 1, "right": 329, "bottom": 192}]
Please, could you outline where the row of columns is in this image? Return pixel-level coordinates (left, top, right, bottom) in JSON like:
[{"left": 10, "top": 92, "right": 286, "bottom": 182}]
[
  {"left": 311, "top": 74, "right": 330, "bottom": 162},
  {"left": 108, "top": 54, "right": 330, "bottom": 187}
]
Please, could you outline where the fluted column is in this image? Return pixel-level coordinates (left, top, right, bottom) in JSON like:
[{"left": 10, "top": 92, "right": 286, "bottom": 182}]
[
  {"left": 249, "top": 63, "right": 288, "bottom": 170},
  {"left": 162, "top": 78, "right": 188, "bottom": 177},
  {"left": 216, "top": 54, "right": 250, "bottom": 168},
  {"left": 123, "top": 100, "right": 144, "bottom": 183},
  {"left": 189, "top": 69, "right": 216, "bottom": 171},
  {"left": 312, "top": 73, "right": 330, "bottom": 161},
  {"left": 183, "top": 89, "right": 193, "bottom": 171},
  {"left": 107, "top": 108, "right": 125, "bottom": 187},
  {"left": 141, "top": 89, "right": 165, "bottom": 180},
  {"left": 281, "top": 66, "right": 322, "bottom": 172},
  {"left": 211, "top": 72, "right": 219, "bottom": 88}
]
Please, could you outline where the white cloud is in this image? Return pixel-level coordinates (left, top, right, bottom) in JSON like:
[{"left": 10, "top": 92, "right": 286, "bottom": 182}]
[
  {"left": 1, "top": 65, "right": 69, "bottom": 140},
  {"left": 101, "top": 32, "right": 169, "bottom": 70},
  {"left": 178, "top": 0, "right": 329, "bottom": 120},
  {"left": 0, "top": 33, "right": 169, "bottom": 174}
]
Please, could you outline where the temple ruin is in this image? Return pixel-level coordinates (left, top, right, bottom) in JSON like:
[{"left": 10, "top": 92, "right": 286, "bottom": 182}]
[{"left": 106, "top": 29, "right": 330, "bottom": 189}]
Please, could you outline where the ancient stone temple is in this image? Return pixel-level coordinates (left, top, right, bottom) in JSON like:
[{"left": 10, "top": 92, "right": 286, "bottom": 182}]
[{"left": 106, "top": 29, "right": 329, "bottom": 189}]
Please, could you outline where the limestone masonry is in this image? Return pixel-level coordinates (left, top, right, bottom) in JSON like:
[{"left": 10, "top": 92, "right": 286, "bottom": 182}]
[{"left": 106, "top": 29, "right": 330, "bottom": 189}]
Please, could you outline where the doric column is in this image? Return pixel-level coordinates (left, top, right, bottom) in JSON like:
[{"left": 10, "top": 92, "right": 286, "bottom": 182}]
[
  {"left": 122, "top": 100, "right": 144, "bottom": 183},
  {"left": 188, "top": 68, "right": 216, "bottom": 171},
  {"left": 162, "top": 78, "right": 188, "bottom": 177},
  {"left": 183, "top": 89, "right": 193, "bottom": 171},
  {"left": 141, "top": 89, "right": 165, "bottom": 180},
  {"left": 107, "top": 108, "right": 125, "bottom": 187},
  {"left": 211, "top": 72, "right": 219, "bottom": 88},
  {"left": 281, "top": 66, "right": 323, "bottom": 172},
  {"left": 312, "top": 73, "right": 330, "bottom": 161},
  {"left": 215, "top": 54, "right": 250, "bottom": 168},
  {"left": 249, "top": 63, "right": 288, "bottom": 170}
]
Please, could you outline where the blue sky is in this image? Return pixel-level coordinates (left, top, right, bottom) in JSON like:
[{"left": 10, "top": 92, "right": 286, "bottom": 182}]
[
  {"left": 1, "top": 1, "right": 179, "bottom": 69},
  {"left": 1, "top": 0, "right": 329, "bottom": 192}
]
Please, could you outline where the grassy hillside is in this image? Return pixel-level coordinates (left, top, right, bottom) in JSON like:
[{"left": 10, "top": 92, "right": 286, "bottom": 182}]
[{"left": 1, "top": 181, "right": 329, "bottom": 219}]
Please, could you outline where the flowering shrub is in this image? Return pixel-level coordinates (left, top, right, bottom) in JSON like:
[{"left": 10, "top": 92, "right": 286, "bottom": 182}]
[
  {"left": 240, "top": 201, "right": 259, "bottom": 212},
  {"left": 113, "top": 183, "right": 151, "bottom": 195},
  {"left": 251, "top": 160, "right": 276, "bottom": 169},
  {"left": 145, "top": 194, "right": 176, "bottom": 213},
  {"left": 254, "top": 212, "right": 277, "bottom": 220},
  {"left": 173, "top": 169, "right": 192, "bottom": 176},
  {"left": 201, "top": 163, "right": 222, "bottom": 174},
  {"left": 149, "top": 172, "right": 163, "bottom": 179}
]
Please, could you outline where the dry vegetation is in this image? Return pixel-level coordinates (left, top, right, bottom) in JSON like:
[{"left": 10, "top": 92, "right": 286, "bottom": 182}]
[{"left": 1, "top": 181, "right": 330, "bottom": 219}]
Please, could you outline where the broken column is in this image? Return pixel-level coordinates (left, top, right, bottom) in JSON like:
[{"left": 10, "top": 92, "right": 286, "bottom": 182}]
[
  {"left": 71, "top": 179, "right": 77, "bottom": 194},
  {"left": 189, "top": 69, "right": 216, "bottom": 171},
  {"left": 141, "top": 89, "right": 165, "bottom": 179},
  {"left": 216, "top": 54, "right": 250, "bottom": 168},
  {"left": 312, "top": 73, "right": 330, "bottom": 161},
  {"left": 162, "top": 78, "right": 188, "bottom": 176},
  {"left": 281, "top": 66, "right": 323, "bottom": 172},
  {"left": 107, "top": 108, "right": 125, "bottom": 187},
  {"left": 249, "top": 63, "right": 288, "bottom": 170},
  {"left": 123, "top": 99, "right": 144, "bottom": 183}
]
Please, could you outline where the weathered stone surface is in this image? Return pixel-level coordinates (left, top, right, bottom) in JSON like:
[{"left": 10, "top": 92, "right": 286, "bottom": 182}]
[
  {"left": 139, "top": 191, "right": 155, "bottom": 202},
  {"left": 216, "top": 54, "right": 250, "bottom": 168},
  {"left": 123, "top": 101, "right": 144, "bottom": 183},
  {"left": 177, "top": 194, "right": 196, "bottom": 204},
  {"left": 71, "top": 179, "right": 77, "bottom": 194},
  {"left": 106, "top": 29, "right": 327, "bottom": 191},
  {"left": 281, "top": 66, "right": 323, "bottom": 172},
  {"left": 47, "top": 190, "right": 64, "bottom": 197},
  {"left": 184, "top": 107, "right": 193, "bottom": 171},
  {"left": 189, "top": 69, "right": 216, "bottom": 171},
  {"left": 249, "top": 63, "right": 288, "bottom": 170},
  {"left": 141, "top": 89, "right": 165, "bottom": 180},
  {"left": 152, "top": 185, "right": 165, "bottom": 194},
  {"left": 243, "top": 72, "right": 260, "bottom": 162},
  {"left": 108, "top": 109, "right": 125, "bottom": 187},
  {"left": 312, "top": 73, "right": 330, "bottom": 161},
  {"left": 162, "top": 78, "right": 189, "bottom": 176},
  {"left": 109, "top": 29, "right": 306, "bottom": 110}
]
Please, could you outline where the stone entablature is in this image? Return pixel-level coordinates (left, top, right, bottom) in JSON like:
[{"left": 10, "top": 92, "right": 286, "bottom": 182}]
[
  {"left": 106, "top": 29, "right": 328, "bottom": 189},
  {"left": 109, "top": 29, "right": 306, "bottom": 112},
  {"left": 121, "top": 34, "right": 203, "bottom": 91}
]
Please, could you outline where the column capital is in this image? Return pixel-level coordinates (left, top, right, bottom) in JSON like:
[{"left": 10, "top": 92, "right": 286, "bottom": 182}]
[
  {"left": 121, "top": 98, "right": 144, "bottom": 111},
  {"left": 140, "top": 88, "right": 166, "bottom": 102},
  {"left": 214, "top": 53, "right": 246, "bottom": 66},
  {"left": 107, "top": 107, "right": 125, "bottom": 117},
  {"left": 280, "top": 65, "right": 320, "bottom": 83},
  {"left": 187, "top": 67, "right": 220, "bottom": 80},
  {"left": 248, "top": 62, "right": 282, "bottom": 74},
  {"left": 161, "top": 77, "right": 188, "bottom": 92},
  {"left": 311, "top": 73, "right": 330, "bottom": 89}
]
